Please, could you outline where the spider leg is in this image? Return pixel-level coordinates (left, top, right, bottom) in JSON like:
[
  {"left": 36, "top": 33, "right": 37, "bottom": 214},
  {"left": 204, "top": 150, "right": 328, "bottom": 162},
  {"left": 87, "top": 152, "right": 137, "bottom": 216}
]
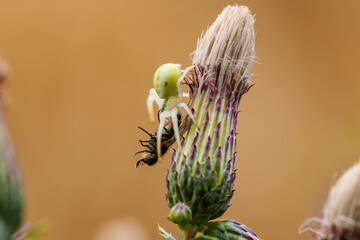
[
  {"left": 182, "top": 92, "right": 190, "bottom": 98},
  {"left": 177, "top": 102, "right": 199, "bottom": 129},
  {"left": 157, "top": 111, "right": 171, "bottom": 159},
  {"left": 147, "top": 88, "right": 164, "bottom": 123},
  {"left": 177, "top": 65, "right": 195, "bottom": 98},
  {"left": 171, "top": 108, "right": 183, "bottom": 155}
]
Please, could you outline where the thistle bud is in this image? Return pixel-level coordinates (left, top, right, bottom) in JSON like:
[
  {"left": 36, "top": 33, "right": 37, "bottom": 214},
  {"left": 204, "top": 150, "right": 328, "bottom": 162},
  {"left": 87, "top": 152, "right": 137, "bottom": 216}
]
[
  {"left": 166, "top": 5, "right": 255, "bottom": 225},
  {"left": 167, "top": 202, "right": 193, "bottom": 230},
  {"left": 198, "top": 220, "right": 261, "bottom": 240}
]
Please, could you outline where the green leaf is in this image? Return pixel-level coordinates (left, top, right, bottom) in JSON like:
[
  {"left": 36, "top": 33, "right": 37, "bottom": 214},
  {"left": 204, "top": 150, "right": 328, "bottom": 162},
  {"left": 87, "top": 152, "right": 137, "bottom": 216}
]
[
  {"left": 25, "top": 220, "right": 49, "bottom": 239},
  {"left": 193, "top": 235, "right": 218, "bottom": 240},
  {"left": 11, "top": 220, "right": 49, "bottom": 240},
  {"left": 201, "top": 219, "right": 261, "bottom": 240}
]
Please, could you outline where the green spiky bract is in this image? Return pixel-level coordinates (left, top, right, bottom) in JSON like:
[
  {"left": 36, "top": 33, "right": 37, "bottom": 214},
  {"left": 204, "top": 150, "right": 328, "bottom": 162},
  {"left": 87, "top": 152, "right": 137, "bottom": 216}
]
[
  {"left": 166, "top": 90, "right": 240, "bottom": 225},
  {"left": 162, "top": 5, "right": 261, "bottom": 240}
]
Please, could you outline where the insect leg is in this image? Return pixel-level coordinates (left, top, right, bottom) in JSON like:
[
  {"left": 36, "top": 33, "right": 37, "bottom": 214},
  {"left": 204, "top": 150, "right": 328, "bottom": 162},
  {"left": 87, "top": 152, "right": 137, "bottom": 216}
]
[
  {"left": 147, "top": 143, "right": 156, "bottom": 152},
  {"left": 162, "top": 122, "right": 172, "bottom": 136},
  {"left": 134, "top": 150, "right": 152, "bottom": 156},
  {"left": 157, "top": 110, "right": 161, "bottom": 122},
  {"left": 139, "top": 140, "right": 149, "bottom": 147}
]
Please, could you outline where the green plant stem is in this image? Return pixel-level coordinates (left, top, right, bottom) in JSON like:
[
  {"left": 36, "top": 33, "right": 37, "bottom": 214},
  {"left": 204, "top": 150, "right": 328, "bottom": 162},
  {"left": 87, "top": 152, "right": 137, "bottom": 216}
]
[{"left": 181, "top": 226, "right": 198, "bottom": 240}]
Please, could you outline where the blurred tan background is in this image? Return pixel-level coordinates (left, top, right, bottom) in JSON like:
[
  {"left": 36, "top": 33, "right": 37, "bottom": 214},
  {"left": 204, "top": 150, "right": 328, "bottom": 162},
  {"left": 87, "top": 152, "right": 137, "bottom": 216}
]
[{"left": 0, "top": 0, "right": 359, "bottom": 239}]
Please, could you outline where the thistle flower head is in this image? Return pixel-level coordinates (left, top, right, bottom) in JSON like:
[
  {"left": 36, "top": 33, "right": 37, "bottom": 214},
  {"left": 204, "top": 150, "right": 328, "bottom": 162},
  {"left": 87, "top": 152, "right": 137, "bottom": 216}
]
[
  {"left": 321, "top": 161, "right": 360, "bottom": 240},
  {"left": 192, "top": 5, "right": 255, "bottom": 97},
  {"left": 299, "top": 161, "right": 360, "bottom": 240},
  {"left": 166, "top": 5, "right": 255, "bottom": 227}
]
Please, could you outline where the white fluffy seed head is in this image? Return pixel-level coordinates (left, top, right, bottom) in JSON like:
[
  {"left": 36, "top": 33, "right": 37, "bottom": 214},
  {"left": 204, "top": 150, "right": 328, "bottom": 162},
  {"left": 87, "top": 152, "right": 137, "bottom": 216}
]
[
  {"left": 322, "top": 160, "right": 360, "bottom": 238},
  {"left": 299, "top": 161, "right": 360, "bottom": 239},
  {"left": 192, "top": 5, "right": 255, "bottom": 94}
]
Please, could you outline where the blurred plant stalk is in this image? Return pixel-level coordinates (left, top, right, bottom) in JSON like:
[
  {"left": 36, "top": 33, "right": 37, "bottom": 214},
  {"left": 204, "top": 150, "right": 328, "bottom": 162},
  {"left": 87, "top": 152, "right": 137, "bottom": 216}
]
[
  {"left": 0, "top": 58, "right": 47, "bottom": 240},
  {"left": 0, "top": 57, "right": 23, "bottom": 240},
  {"left": 161, "top": 5, "right": 261, "bottom": 240}
]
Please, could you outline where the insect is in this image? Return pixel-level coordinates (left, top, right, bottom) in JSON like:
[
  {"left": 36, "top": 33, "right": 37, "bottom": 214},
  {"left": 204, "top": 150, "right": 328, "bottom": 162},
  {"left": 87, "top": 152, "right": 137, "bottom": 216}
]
[
  {"left": 134, "top": 119, "right": 178, "bottom": 167},
  {"left": 146, "top": 63, "right": 197, "bottom": 159}
]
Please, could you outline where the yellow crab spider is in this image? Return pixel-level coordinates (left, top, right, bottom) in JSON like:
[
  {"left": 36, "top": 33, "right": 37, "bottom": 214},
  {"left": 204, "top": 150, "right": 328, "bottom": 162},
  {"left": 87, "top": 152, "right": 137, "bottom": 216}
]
[{"left": 147, "top": 63, "right": 197, "bottom": 159}]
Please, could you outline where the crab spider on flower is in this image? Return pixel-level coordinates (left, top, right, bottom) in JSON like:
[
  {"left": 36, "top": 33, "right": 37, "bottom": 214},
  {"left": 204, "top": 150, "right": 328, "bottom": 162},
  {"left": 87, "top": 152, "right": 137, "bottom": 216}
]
[{"left": 147, "top": 63, "right": 197, "bottom": 159}]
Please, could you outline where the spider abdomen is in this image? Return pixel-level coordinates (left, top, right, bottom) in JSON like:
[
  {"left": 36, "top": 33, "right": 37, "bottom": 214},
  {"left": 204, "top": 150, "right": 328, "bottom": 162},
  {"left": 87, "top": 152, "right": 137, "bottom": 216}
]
[{"left": 153, "top": 63, "right": 181, "bottom": 99}]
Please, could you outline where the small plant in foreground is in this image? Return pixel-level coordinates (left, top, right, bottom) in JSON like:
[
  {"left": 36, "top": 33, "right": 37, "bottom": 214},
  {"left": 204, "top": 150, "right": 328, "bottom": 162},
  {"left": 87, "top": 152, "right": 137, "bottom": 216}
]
[{"left": 0, "top": 57, "right": 47, "bottom": 240}]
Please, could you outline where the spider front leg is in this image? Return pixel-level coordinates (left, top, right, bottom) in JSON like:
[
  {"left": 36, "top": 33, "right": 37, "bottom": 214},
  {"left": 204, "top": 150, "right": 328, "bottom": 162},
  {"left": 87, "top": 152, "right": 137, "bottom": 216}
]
[
  {"left": 146, "top": 88, "right": 164, "bottom": 123},
  {"left": 177, "top": 65, "right": 195, "bottom": 98},
  {"left": 157, "top": 111, "right": 171, "bottom": 158},
  {"left": 157, "top": 108, "right": 183, "bottom": 159},
  {"left": 176, "top": 65, "right": 199, "bottom": 128}
]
